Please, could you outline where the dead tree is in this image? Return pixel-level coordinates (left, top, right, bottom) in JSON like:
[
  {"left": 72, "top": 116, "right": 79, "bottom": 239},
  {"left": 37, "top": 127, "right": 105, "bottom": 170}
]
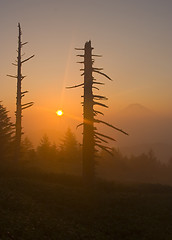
[
  {"left": 67, "top": 41, "right": 128, "bottom": 184},
  {"left": 7, "top": 23, "right": 34, "bottom": 161}
]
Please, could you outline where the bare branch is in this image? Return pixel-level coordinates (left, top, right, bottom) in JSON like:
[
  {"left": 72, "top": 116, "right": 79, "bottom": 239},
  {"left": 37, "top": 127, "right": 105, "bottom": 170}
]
[
  {"left": 92, "top": 86, "right": 99, "bottom": 90},
  {"left": 21, "top": 91, "right": 28, "bottom": 94},
  {"left": 94, "top": 119, "right": 128, "bottom": 135},
  {"left": 93, "top": 70, "right": 112, "bottom": 81},
  {"left": 93, "top": 67, "right": 103, "bottom": 71},
  {"left": 21, "top": 75, "right": 26, "bottom": 80},
  {"left": 93, "top": 95, "right": 108, "bottom": 100},
  {"left": 94, "top": 135, "right": 108, "bottom": 144},
  {"left": 95, "top": 140, "right": 102, "bottom": 144},
  {"left": 21, "top": 42, "right": 28, "bottom": 46},
  {"left": 21, "top": 90, "right": 28, "bottom": 97},
  {"left": 7, "top": 74, "right": 17, "bottom": 78},
  {"left": 92, "top": 54, "right": 102, "bottom": 57},
  {"left": 93, "top": 110, "right": 104, "bottom": 116},
  {"left": 93, "top": 81, "right": 104, "bottom": 85},
  {"left": 95, "top": 143, "right": 113, "bottom": 156},
  {"left": 66, "top": 83, "right": 84, "bottom": 89},
  {"left": 75, "top": 48, "right": 84, "bottom": 50},
  {"left": 94, "top": 131, "right": 116, "bottom": 141},
  {"left": 21, "top": 102, "right": 34, "bottom": 110},
  {"left": 93, "top": 101, "right": 108, "bottom": 108},
  {"left": 22, "top": 104, "right": 33, "bottom": 110},
  {"left": 76, "top": 123, "right": 84, "bottom": 129},
  {"left": 21, "top": 55, "right": 34, "bottom": 64},
  {"left": 21, "top": 102, "right": 34, "bottom": 107}
]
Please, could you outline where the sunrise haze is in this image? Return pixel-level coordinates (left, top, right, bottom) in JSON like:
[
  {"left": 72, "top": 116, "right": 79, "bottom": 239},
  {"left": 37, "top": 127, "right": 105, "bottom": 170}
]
[{"left": 0, "top": 0, "right": 172, "bottom": 161}]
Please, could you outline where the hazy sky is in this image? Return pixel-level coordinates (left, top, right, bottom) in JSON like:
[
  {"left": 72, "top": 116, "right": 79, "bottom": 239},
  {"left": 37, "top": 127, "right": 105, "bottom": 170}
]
[{"left": 0, "top": 0, "right": 172, "bottom": 153}]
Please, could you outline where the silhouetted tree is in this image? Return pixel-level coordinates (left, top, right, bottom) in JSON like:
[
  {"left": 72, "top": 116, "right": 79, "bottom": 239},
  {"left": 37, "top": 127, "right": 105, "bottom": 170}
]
[
  {"left": 37, "top": 134, "right": 57, "bottom": 162},
  {"left": 60, "top": 128, "right": 79, "bottom": 156},
  {"left": 60, "top": 128, "right": 81, "bottom": 174},
  {"left": 36, "top": 135, "right": 59, "bottom": 172},
  {"left": 0, "top": 102, "right": 14, "bottom": 161},
  {"left": 37, "top": 134, "right": 51, "bottom": 159},
  {"left": 67, "top": 41, "right": 128, "bottom": 184},
  {"left": 21, "top": 137, "right": 35, "bottom": 162},
  {"left": 7, "top": 23, "right": 34, "bottom": 161}
]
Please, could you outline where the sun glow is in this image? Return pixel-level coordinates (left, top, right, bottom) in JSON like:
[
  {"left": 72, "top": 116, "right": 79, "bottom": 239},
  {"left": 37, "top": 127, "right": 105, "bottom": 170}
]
[{"left": 56, "top": 110, "right": 63, "bottom": 116}]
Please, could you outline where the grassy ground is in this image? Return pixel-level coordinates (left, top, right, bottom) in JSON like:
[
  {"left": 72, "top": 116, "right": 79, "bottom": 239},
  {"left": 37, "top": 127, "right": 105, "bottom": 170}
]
[{"left": 0, "top": 171, "right": 172, "bottom": 240}]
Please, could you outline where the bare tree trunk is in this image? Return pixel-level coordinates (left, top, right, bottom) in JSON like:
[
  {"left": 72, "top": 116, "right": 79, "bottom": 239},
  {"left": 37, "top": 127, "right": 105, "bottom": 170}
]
[
  {"left": 8, "top": 23, "right": 34, "bottom": 161},
  {"left": 82, "top": 41, "right": 95, "bottom": 184},
  {"left": 67, "top": 40, "right": 128, "bottom": 186},
  {"left": 15, "top": 23, "right": 22, "bottom": 161}
]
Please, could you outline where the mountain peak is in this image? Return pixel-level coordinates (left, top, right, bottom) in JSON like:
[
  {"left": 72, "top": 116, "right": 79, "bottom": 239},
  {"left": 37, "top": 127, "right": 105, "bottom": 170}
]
[
  {"left": 122, "top": 103, "right": 153, "bottom": 117},
  {"left": 125, "top": 103, "right": 150, "bottom": 112}
]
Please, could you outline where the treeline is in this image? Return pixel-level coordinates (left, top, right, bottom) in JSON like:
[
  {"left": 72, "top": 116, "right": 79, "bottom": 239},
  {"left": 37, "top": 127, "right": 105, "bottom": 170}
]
[
  {"left": 1, "top": 102, "right": 172, "bottom": 185},
  {"left": 21, "top": 130, "right": 82, "bottom": 175},
  {"left": 0, "top": 101, "right": 82, "bottom": 174},
  {"left": 99, "top": 149, "right": 172, "bottom": 185},
  {"left": 10, "top": 135, "right": 172, "bottom": 185}
]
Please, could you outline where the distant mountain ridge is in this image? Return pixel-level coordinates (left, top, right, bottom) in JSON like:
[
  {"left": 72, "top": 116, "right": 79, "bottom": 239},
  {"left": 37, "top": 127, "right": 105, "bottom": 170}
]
[
  {"left": 113, "top": 103, "right": 172, "bottom": 163},
  {"left": 125, "top": 103, "right": 151, "bottom": 112}
]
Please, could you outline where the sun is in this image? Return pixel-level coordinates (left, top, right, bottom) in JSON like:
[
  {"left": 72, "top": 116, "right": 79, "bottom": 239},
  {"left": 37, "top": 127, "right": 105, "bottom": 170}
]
[{"left": 56, "top": 110, "right": 63, "bottom": 116}]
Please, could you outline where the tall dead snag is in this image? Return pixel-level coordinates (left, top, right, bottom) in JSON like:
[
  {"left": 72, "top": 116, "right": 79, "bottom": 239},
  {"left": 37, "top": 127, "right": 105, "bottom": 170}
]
[
  {"left": 67, "top": 41, "right": 128, "bottom": 185},
  {"left": 7, "top": 23, "right": 34, "bottom": 161}
]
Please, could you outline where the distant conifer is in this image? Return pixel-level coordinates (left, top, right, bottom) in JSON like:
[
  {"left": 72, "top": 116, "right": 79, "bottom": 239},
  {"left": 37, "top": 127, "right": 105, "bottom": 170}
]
[
  {"left": 0, "top": 102, "right": 14, "bottom": 161},
  {"left": 61, "top": 128, "right": 78, "bottom": 156}
]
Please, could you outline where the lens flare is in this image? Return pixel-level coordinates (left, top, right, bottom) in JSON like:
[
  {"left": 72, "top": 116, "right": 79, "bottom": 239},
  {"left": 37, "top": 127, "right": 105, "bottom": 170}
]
[{"left": 56, "top": 110, "right": 63, "bottom": 116}]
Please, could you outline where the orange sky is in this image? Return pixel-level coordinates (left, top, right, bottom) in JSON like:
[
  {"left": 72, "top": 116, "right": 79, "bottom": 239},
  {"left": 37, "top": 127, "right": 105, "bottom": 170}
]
[{"left": 0, "top": 0, "right": 172, "bottom": 159}]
